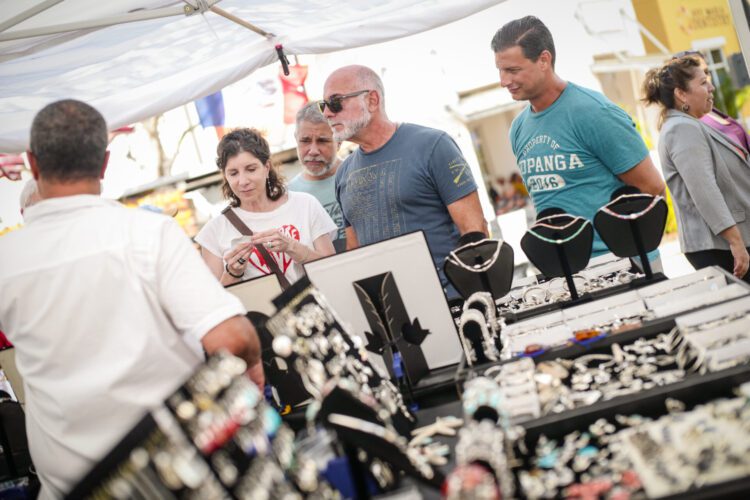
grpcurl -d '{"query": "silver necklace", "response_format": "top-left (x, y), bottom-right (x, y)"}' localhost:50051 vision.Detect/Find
top-left (446, 238), bottom-right (503, 273)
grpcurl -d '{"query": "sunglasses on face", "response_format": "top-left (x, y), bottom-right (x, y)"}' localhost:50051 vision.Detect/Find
top-left (317, 89), bottom-right (370, 114)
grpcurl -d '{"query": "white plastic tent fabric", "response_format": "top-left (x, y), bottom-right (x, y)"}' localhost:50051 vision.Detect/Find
top-left (0, 0), bottom-right (502, 152)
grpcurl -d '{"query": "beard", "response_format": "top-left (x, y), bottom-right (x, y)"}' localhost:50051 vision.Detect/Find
top-left (302, 156), bottom-right (334, 177)
top-left (332, 104), bottom-right (372, 142)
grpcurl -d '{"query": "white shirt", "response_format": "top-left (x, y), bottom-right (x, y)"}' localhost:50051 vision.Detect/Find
top-left (0, 195), bottom-right (245, 499)
top-left (195, 191), bottom-right (337, 283)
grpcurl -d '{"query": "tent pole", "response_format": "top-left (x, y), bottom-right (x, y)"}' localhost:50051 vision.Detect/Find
top-left (0, 0), bottom-right (64, 34)
top-left (209, 6), bottom-right (273, 38)
top-left (0, 1), bottom-right (220, 42)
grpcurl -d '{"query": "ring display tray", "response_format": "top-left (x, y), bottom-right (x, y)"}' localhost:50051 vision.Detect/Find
top-left (496, 267), bottom-right (749, 360)
top-left (501, 272), bottom-right (668, 325)
top-left (413, 363), bottom-right (750, 500)
top-left (450, 267), bottom-right (750, 398)
top-left (520, 362), bottom-right (750, 441)
top-left (518, 364), bottom-right (750, 500)
top-left (453, 314), bottom-right (678, 400)
top-left (499, 257), bottom-right (666, 325)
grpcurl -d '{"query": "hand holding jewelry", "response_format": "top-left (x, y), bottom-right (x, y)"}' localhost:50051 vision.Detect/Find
top-left (253, 228), bottom-right (293, 253)
top-left (223, 240), bottom-right (254, 278)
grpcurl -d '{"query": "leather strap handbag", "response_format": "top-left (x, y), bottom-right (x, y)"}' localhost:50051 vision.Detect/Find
top-left (221, 206), bottom-right (291, 289)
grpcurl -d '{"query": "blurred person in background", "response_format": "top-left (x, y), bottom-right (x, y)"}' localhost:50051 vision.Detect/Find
top-left (673, 50), bottom-right (750, 152)
top-left (644, 55), bottom-right (750, 280)
top-left (288, 103), bottom-right (346, 252)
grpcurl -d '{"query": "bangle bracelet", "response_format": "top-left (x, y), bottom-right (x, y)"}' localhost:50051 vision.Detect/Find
top-left (225, 262), bottom-right (244, 279)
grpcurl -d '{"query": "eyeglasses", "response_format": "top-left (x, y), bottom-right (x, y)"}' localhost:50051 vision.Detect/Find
top-left (317, 90), bottom-right (370, 114)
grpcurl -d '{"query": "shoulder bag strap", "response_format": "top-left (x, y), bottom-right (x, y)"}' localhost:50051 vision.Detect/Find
top-left (221, 206), bottom-right (291, 289)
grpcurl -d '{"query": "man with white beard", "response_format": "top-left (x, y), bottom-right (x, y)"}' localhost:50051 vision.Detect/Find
top-left (288, 103), bottom-right (346, 251)
top-left (320, 65), bottom-right (486, 296)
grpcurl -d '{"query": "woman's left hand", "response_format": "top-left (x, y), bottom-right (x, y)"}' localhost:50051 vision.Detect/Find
top-left (730, 241), bottom-right (750, 279)
top-left (253, 228), bottom-right (295, 254)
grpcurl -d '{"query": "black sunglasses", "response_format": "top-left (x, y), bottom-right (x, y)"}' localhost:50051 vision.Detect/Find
top-left (317, 89), bottom-right (370, 114)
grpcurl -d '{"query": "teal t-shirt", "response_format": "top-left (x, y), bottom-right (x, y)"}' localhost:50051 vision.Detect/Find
top-left (510, 82), bottom-right (651, 257)
top-left (287, 173), bottom-right (346, 251)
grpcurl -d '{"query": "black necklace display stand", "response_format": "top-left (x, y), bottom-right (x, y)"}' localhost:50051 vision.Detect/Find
top-left (593, 193), bottom-right (668, 281)
top-left (353, 272), bottom-right (431, 406)
top-left (443, 239), bottom-right (515, 301)
top-left (442, 239), bottom-right (513, 376)
top-left (521, 214), bottom-right (594, 301)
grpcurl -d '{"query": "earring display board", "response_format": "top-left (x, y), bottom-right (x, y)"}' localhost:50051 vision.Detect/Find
top-left (67, 353), bottom-right (338, 500)
top-left (225, 274), bottom-right (282, 316)
top-left (353, 272), bottom-right (430, 385)
top-left (304, 231), bottom-right (461, 370)
top-left (594, 194), bottom-right (668, 278)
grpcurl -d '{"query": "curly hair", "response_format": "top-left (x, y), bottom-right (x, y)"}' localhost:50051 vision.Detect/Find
top-left (642, 55), bottom-right (702, 129)
top-left (216, 128), bottom-right (285, 206)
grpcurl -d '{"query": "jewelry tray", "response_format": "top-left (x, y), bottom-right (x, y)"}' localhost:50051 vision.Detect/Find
top-left (413, 267), bottom-right (750, 410)
top-left (412, 362), bottom-right (750, 500)
top-left (501, 271), bottom-right (668, 325)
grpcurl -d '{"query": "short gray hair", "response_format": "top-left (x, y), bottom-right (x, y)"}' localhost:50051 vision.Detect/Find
top-left (353, 66), bottom-right (385, 110)
top-left (295, 102), bottom-right (328, 132)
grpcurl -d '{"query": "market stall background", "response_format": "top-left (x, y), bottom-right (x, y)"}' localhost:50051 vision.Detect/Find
top-left (0, 0), bottom-right (503, 153)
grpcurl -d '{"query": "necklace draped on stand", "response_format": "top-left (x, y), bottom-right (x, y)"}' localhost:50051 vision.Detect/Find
top-left (521, 213), bottom-right (594, 301)
top-left (444, 239), bottom-right (514, 366)
top-left (444, 238), bottom-right (514, 302)
top-left (594, 193), bottom-right (668, 280)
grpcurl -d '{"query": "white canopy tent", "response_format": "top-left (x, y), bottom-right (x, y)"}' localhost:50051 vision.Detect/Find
top-left (0, 0), bottom-right (503, 153)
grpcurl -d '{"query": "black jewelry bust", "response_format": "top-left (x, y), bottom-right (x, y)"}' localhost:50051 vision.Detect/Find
top-left (594, 192), bottom-right (667, 279)
top-left (521, 213), bottom-right (594, 300)
top-left (444, 238), bottom-right (514, 301)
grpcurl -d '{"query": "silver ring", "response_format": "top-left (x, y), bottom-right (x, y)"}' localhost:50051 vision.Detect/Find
top-left (237, 257), bottom-right (246, 265)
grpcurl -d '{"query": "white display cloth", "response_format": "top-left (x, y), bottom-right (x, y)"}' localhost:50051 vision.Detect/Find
top-left (0, 0), bottom-right (502, 152)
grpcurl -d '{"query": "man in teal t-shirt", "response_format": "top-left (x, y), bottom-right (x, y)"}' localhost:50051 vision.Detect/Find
top-left (288, 103), bottom-right (346, 252)
top-left (491, 16), bottom-right (665, 260)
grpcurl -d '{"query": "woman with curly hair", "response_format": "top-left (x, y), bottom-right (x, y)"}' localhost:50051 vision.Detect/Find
top-left (196, 128), bottom-right (336, 286)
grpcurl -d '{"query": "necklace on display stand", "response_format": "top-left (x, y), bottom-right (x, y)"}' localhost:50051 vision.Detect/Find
top-left (594, 194), bottom-right (668, 281)
top-left (521, 214), bottom-right (594, 302)
top-left (444, 238), bottom-right (514, 302)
